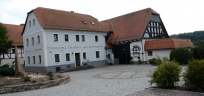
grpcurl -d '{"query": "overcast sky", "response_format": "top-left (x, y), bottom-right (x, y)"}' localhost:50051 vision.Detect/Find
top-left (0, 0), bottom-right (203, 35)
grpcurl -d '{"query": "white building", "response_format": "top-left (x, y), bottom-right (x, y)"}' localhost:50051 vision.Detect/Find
top-left (22, 7), bottom-right (193, 72)
top-left (22, 7), bottom-right (113, 72)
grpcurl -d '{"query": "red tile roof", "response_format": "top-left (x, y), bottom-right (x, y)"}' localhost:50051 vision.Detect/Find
top-left (29, 7), bottom-right (112, 32)
top-left (105, 43), bottom-right (112, 49)
top-left (103, 8), bottom-right (159, 43)
top-left (3, 24), bottom-right (24, 46)
top-left (144, 38), bottom-right (194, 50)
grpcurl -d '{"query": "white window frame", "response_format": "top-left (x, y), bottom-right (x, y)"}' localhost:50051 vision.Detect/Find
top-left (76, 35), bottom-right (80, 42)
top-left (83, 52), bottom-right (87, 59)
top-left (65, 53), bottom-right (70, 61)
top-left (95, 35), bottom-right (98, 42)
top-left (32, 37), bottom-right (34, 45)
top-left (81, 35), bottom-right (85, 42)
top-left (54, 53), bottom-right (60, 62)
top-left (28, 56), bottom-right (30, 64)
top-left (37, 35), bottom-right (40, 44)
top-left (148, 51), bottom-right (153, 56)
top-left (64, 34), bottom-right (69, 42)
top-left (33, 19), bottom-right (35, 25)
top-left (29, 21), bottom-right (31, 27)
top-left (96, 51), bottom-right (100, 58)
top-left (33, 56), bottom-right (35, 64)
top-left (38, 55), bottom-right (41, 64)
top-left (26, 39), bottom-right (29, 46)
top-left (53, 34), bottom-right (58, 42)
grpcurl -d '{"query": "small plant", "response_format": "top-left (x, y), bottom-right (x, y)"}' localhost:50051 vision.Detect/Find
top-left (50, 77), bottom-right (54, 80)
top-left (56, 74), bottom-right (62, 78)
top-left (46, 71), bottom-right (53, 77)
top-left (129, 56), bottom-right (133, 64)
top-left (183, 59), bottom-right (204, 91)
top-left (138, 59), bottom-right (141, 64)
top-left (21, 76), bottom-right (31, 82)
top-left (32, 80), bottom-right (37, 83)
top-left (148, 57), bottom-right (182, 88)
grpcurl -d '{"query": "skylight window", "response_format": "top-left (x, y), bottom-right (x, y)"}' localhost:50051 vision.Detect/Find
top-left (82, 20), bottom-right (87, 24)
top-left (91, 21), bottom-right (95, 25)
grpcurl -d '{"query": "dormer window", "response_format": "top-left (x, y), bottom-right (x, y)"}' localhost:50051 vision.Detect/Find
top-left (91, 21), bottom-right (95, 25)
top-left (82, 20), bottom-right (87, 24)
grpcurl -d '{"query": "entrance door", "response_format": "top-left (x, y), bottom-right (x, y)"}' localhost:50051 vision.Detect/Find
top-left (75, 53), bottom-right (80, 67)
top-left (123, 53), bottom-right (127, 64)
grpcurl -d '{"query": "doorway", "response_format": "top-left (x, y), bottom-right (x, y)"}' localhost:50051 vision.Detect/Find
top-left (123, 53), bottom-right (127, 64)
top-left (75, 53), bottom-right (80, 67)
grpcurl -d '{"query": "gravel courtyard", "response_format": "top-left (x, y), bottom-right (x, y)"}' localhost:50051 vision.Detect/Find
top-left (2, 64), bottom-right (204, 96)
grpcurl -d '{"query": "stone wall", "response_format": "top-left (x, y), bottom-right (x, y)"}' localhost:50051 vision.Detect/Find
top-left (0, 76), bottom-right (70, 94)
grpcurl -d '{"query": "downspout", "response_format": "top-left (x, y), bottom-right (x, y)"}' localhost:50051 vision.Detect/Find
top-left (141, 39), bottom-right (144, 64)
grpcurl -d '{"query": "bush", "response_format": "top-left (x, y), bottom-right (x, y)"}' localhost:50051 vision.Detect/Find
top-left (183, 59), bottom-right (204, 91)
top-left (0, 64), bottom-right (9, 68)
top-left (0, 67), bottom-right (15, 76)
top-left (21, 76), bottom-right (31, 82)
top-left (148, 58), bottom-right (182, 88)
top-left (148, 57), bottom-right (161, 65)
top-left (170, 47), bottom-right (191, 64)
top-left (191, 47), bottom-right (199, 59)
top-left (46, 71), bottom-right (53, 77)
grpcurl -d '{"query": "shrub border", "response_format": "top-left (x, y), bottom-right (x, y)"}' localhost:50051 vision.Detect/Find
top-left (0, 76), bottom-right (70, 94)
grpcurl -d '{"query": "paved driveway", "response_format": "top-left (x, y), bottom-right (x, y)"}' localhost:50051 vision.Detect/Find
top-left (2, 64), bottom-right (203, 96)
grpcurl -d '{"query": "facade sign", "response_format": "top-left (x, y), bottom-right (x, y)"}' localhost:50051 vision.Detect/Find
top-left (132, 45), bottom-right (141, 57)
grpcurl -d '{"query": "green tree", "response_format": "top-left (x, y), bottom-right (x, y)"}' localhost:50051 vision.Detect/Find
top-left (170, 47), bottom-right (191, 64)
top-left (0, 23), bottom-right (13, 56)
top-left (198, 44), bottom-right (204, 59)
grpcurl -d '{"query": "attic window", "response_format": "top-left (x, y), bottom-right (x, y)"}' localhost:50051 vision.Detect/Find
top-left (91, 21), bottom-right (95, 25)
top-left (82, 20), bottom-right (87, 24)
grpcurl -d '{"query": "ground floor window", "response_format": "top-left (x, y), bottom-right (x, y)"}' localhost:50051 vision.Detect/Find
top-left (33, 56), bottom-right (35, 64)
top-left (148, 51), bottom-right (152, 56)
top-left (96, 51), bottom-right (100, 58)
top-left (55, 54), bottom-right (60, 62)
top-left (83, 52), bottom-right (86, 59)
top-left (28, 56), bottom-right (30, 64)
top-left (66, 53), bottom-right (70, 61)
top-left (38, 55), bottom-right (41, 64)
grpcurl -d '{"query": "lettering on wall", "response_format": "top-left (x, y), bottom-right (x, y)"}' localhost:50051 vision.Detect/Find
top-left (25, 45), bottom-right (104, 52)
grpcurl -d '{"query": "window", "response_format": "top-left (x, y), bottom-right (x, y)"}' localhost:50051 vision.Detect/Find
top-left (32, 37), bottom-right (34, 45)
top-left (81, 35), bottom-right (85, 42)
top-left (64, 34), bottom-right (69, 42)
top-left (28, 56), bottom-right (30, 64)
top-left (55, 54), bottom-right (60, 62)
top-left (12, 49), bottom-right (15, 53)
top-left (76, 35), bottom-right (79, 41)
top-left (33, 19), bottom-right (35, 25)
top-left (148, 51), bottom-right (152, 56)
top-left (65, 53), bottom-right (70, 61)
top-left (26, 39), bottom-right (29, 46)
top-left (83, 52), bottom-right (86, 59)
top-left (38, 55), bottom-right (41, 64)
top-left (33, 56), bottom-right (35, 64)
top-left (37, 35), bottom-right (40, 44)
top-left (95, 35), bottom-right (98, 42)
top-left (54, 34), bottom-right (58, 42)
top-left (96, 51), bottom-right (100, 58)
top-left (29, 21), bottom-right (31, 27)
